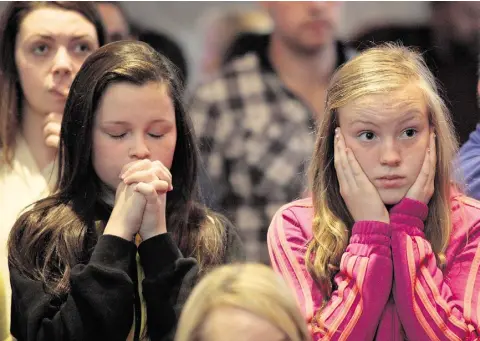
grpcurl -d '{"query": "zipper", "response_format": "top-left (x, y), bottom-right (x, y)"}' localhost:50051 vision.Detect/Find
top-left (133, 265), bottom-right (141, 341)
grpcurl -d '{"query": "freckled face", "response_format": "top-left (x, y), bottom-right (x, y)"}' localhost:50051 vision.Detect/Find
top-left (338, 86), bottom-right (431, 205)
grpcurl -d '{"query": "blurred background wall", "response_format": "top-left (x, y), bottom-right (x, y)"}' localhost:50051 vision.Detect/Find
top-left (0, 1), bottom-right (430, 88)
top-left (118, 1), bottom-right (430, 87)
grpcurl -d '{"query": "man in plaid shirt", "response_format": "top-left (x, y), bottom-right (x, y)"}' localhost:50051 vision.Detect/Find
top-left (189, 2), bottom-right (356, 263)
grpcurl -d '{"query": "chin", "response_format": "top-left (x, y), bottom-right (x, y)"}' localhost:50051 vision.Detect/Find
top-left (378, 189), bottom-right (407, 206)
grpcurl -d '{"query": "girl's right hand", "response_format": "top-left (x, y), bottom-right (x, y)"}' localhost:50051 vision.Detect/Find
top-left (103, 181), bottom-right (146, 241)
top-left (334, 128), bottom-right (389, 224)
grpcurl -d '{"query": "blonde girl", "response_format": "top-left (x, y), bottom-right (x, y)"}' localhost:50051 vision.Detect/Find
top-left (268, 44), bottom-right (480, 340)
top-left (175, 263), bottom-right (311, 341)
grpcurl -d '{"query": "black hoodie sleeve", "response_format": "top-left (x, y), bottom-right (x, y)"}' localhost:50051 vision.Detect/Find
top-left (138, 222), bottom-right (245, 341)
top-left (10, 235), bottom-right (137, 341)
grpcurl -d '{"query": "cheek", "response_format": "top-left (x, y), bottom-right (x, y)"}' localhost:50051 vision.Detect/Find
top-left (151, 134), bottom-right (177, 169)
top-left (16, 56), bottom-right (41, 96)
top-left (343, 137), bottom-right (375, 178)
top-left (350, 144), bottom-right (376, 178)
top-left (92, 136), bottom-right (126, 186)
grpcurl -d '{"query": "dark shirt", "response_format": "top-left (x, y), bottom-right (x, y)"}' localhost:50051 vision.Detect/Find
top-left (10, 221), bottom-right (244, 341)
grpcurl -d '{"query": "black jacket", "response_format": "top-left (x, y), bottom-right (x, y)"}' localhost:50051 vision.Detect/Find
top-left (10, 224), bottom-right (244, 341)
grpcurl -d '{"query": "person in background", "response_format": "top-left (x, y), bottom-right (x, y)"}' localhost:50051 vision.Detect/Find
top-left (458, 62), bottom-right (480, 199)
top-left (268, 44), bottom-right (480, 340)
top-left (354, 1), bottom-right (479, 146)
top-left (189, 1), bottom-right (355, 263)
top-left (96, 1), bottom-right (189, 85)
top-left (138, 30), bottom-right (189, 87)
top-left (0, 2), bottom-right (105, 339)
top-left (175, 263), bottom-right (311, 341)
top-left (95, 1), bottom-right (133, 42)
top-left (8, 40), bottom-right (244, 341)
top-left (197, 8), bottom-right (273, 82)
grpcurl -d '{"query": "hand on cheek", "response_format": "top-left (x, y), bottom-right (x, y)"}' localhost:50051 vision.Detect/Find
top-left (334, 128), bottom-right (390, 224)
top-left (405, 132), bottom-right (436, 204)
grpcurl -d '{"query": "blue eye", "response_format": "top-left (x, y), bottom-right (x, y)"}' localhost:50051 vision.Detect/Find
top-left (358, 131), bottom-right (376, 141)
top-left (401, 128), bottom-right (417, 139)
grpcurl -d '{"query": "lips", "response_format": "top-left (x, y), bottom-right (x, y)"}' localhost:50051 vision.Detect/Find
top-left (378, 175), bottom-right (404, 180)
top-left (49, 87), bottom-right (69, 98)
top-left (376, 175), bottom-right (406, 189)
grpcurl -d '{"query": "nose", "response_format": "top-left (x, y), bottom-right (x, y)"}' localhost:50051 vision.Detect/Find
top-left (129, 135), bottom-right (151, 160)
top-left (51, 47), bottom-right (73, 78)
top-left (379, 140), bottom-right (401, 167)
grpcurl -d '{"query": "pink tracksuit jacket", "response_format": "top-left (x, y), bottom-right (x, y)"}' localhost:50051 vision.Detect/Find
top-left (268, 192), bottom-right (480, 341)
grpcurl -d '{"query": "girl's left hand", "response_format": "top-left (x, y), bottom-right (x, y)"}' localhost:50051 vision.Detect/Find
top-left (405, 132), bottom-right (436, 204)
top-left (120, 159), bottom-right (173, 241)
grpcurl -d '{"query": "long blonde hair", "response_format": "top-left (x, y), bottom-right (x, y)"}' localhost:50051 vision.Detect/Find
top-left (306, 44), bottom-right (459, 304)
top-left (175, 263), bottom-right (311, 341)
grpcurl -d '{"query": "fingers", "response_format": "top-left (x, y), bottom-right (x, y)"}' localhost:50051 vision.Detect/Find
top-left (120, 159), bottom-right (151, 179)
top-left (134, 182), bottom-right (162, 204)
top-left (122, 161), bottom-right (173, 191)
top-left (334, 128), bottom-right (356, 190)
top-left (418, 139), bottom-right (432, 187)
top-left (43, 113), bottom-right (62, 149)
top-left (121, 161), bottom-right (172, 186)
top-left (428, 132), bottom-right (436, 186)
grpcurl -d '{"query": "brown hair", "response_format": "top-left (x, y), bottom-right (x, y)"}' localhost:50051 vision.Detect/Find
top-left (8, 41), bottom-right (228, 296)
top-left (0, 1), bottom-right (105, 166)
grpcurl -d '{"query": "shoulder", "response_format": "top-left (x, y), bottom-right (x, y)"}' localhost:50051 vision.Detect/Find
top-left (188, 54), bottom-right (263, 104)
top-left (268, 198), bottom-right (314, 243)
top-left (450, 193), bottom-right (480, 237)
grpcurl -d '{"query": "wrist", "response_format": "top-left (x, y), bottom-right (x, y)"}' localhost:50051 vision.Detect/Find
top-left (140, 223), bottom-right (167, 241)
top-left (104, 222), bottom-right (135, 241)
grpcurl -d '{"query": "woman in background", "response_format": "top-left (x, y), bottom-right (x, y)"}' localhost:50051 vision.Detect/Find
top-left (0, 2), bottom-right (104, 339)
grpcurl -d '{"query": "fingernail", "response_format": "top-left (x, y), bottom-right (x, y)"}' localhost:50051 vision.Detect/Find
top-left (427, 148), bottom-right (431, 153)
top-left (335, 127), bottom-right (339, 134)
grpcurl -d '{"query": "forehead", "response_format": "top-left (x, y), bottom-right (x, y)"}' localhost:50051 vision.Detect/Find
top-left (201, 307), bottom-right (286, 341)
top-left (339, 86), bottom-right (428, 123)
top-left (96, 81), bottom-right (175, 122)
top-left (18, 7), bottom-right (97, 39)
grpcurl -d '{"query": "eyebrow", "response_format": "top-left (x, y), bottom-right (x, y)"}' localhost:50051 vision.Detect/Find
top-left (102, 119), bottom-right (172, 125)
top-left (27, 34), bottom-right (95, 41)
top-left (350, 110), bottom-right (424, 127)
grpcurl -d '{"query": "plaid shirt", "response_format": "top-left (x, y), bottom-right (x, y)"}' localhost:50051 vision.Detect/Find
top-left (189, 40), bottom-right (355, 263)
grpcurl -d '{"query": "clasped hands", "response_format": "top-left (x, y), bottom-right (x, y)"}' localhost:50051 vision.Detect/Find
top-left (104, 159), bottom-right (173, 242)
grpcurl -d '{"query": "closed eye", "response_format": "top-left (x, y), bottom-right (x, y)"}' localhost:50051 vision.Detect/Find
top-left (108, 133), bottom-right (126, 139)
top-left (148, 133), bottom-right (164, 139)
